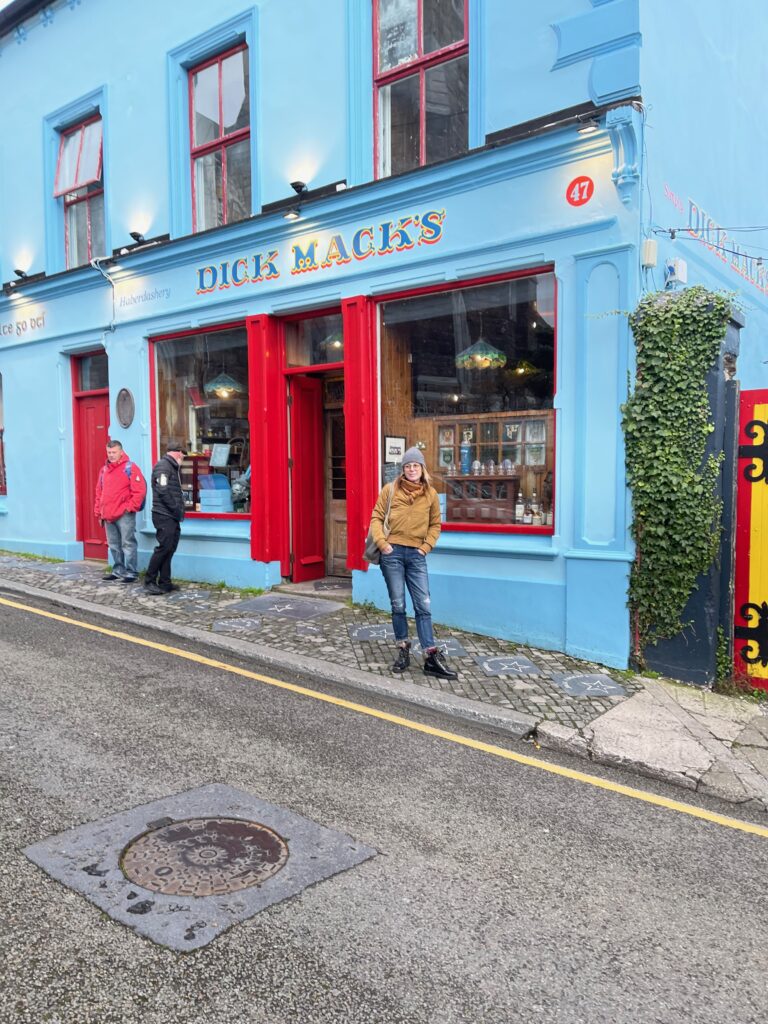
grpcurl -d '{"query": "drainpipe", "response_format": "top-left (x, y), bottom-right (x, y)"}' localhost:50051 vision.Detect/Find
top-left (90, 256), bottom-right (117, 337)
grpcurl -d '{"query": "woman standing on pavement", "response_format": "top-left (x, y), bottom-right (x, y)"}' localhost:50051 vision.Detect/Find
top-left (369, 447), bottom-right (458, 680)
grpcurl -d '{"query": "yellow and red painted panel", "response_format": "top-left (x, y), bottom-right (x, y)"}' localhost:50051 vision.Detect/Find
top-left (734, 389), bottom-right (768, 688)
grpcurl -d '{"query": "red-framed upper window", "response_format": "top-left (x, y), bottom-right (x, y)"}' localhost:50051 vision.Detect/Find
top-left (54, 115), bottom-right (105, 269)
top-left (374, 0), bottom-right (469, 179)
top-left (189, 43), bottom-right (252, 232)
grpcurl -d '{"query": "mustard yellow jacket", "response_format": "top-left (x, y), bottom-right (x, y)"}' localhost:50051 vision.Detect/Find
top-left (369, 481), bottom-right (441, 554)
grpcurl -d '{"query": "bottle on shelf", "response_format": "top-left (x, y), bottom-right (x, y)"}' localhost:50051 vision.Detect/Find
top-left (532, 507), bottom-right (543, 527)
top-left (544, 504), bottom-right (553, 527)
top-left (471, 459), bottom-right (482, 475)
top-left (487, 459), bottom-right (495, 475)
top-left (523, 500), bottom-right (533, 525)
top-left (515, 489), bottom-right (525, 522)
top-left (460, 441), bottom-right (472, 475)
top-left (530, 490), bottom-right (539, 515)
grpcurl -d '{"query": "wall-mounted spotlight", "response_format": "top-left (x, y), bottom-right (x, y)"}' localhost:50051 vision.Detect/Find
top-left (13, 268), bottom-right (28, 279)
top-left (283, 208), bottom-right (301, 221)
top-left (577, 117), bottom-right (599, 136)
top-left (290, 181), bottom-right (308, 196)
top-left (129, 231), bottom-right (145, 243)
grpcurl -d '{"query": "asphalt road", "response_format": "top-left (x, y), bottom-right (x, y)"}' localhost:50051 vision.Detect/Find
top-left (1, 591), bottom-right (767, 1024)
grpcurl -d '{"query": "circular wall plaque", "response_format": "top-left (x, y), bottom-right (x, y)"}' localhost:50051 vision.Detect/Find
top-left (121, 817), bottom-right (289, 896)
top-left (116, 388), bottom-right (135, 428)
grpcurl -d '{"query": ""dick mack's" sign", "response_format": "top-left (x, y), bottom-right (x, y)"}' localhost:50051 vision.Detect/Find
top-left (195, 208), bottom-right (446, 295)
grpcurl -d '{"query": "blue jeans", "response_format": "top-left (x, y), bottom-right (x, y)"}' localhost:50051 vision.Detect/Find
top-left (104, 512), bottom-right (138, 577)
top-left (379, 544), bottom-right (436, 650)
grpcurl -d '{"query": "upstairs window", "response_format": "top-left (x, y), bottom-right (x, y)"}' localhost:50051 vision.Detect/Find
top-left (375, 0), bottom-right (468, 178)
top-left (190, 44), bottom-right (251, 232)
top-left (54, 115), bottom-right (104, 268)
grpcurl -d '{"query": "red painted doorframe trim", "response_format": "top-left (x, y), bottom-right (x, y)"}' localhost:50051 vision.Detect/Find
top-left (71, 353), bottom-right (109, 545)
top-left (342, 295), bottom-right (378, 571)
top-left (248, 301), bottom-right (378, 576)
top-left (248, 314), bottom-right (289, 570)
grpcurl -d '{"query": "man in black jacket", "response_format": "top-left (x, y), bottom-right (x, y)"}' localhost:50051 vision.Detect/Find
top-left (144, 442), bottom-right (186, 595)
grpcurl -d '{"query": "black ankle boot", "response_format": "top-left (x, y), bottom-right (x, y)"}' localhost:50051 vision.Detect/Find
top-left (423, 649), bottom-right (458, 680)
top-left (392, 643), bottom-right (411, 673)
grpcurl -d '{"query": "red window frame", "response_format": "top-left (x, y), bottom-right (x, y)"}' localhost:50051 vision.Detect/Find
top-left (149, 321), bottom-right (251, 521)
top-left (189, 43), bottom-right (250, 233)
top-left (375, 266), bottom-right (558, 536)
top-left (373, 0), bottom-right (469, 177)
top-left (54, 114), bottom-right (104, 269)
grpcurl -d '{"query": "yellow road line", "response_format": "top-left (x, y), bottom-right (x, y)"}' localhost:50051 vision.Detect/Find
top-left (3, 593), bottom-right (768, 839)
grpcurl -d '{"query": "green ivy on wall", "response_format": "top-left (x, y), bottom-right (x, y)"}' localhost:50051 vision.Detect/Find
top-left (622, 286), bottom-right (732, 663)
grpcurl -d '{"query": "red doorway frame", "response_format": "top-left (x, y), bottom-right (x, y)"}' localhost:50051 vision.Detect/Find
top-left (71, 350), bottom-right (110, 559)
top-left (248, 298), bottom-right (379, 577)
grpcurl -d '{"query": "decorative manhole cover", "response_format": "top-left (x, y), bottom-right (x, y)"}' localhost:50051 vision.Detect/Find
top-left (121, 817), bottom-right (289, 896)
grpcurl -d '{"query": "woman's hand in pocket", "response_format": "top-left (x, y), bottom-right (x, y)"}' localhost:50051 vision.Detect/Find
top-left (382, 544), bottom-right (394, 555)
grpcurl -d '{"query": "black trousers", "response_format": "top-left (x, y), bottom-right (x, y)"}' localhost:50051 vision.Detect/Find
top-left (145, 514), bottom-right (181, 587)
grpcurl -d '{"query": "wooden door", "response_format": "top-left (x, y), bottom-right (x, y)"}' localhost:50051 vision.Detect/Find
top-left (734, 388), bottom-right (768, 688)
top-left (325, 408), bottom-right (349, 576)
top-left (74, 392), bottom-right (110, 559)
top-left (289, 375), bottom-right (325, 582)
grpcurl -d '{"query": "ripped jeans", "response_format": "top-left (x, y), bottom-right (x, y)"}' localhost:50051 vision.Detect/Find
top-left (379, 544), bottom-right (436, 651)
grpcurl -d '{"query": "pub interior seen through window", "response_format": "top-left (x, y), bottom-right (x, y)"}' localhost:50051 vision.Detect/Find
top-left (379, 273), bottom-right (556, 528)
top-left (154, 327), bottom-right (250, 513)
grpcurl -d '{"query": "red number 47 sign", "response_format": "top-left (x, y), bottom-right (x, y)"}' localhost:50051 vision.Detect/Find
top-left (566, 176), bottom-right (594, 206)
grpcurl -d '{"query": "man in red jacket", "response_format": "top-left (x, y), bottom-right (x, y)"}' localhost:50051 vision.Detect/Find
top-left (94, 439), bottom-right (147, 583)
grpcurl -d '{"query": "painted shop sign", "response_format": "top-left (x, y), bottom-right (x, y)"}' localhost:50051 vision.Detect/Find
top-left (195, 208), bottom-right (446, 295)
top-left (0, 309), bottom-right (46, 338)
top-left (664, 183), bottom-right (768, 296)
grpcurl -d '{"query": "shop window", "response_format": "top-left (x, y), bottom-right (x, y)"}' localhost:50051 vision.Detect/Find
top-left (190, 44), bottom-right (251, 232)
top-left (284, 313), bottom-right (344, 368)
top-left (0, 373), bottom-right (5, 496)
top-left (154, 327), bottom-right (250, 513)
top-left (379, 272), bottom-right (556, 529)
top-left (375, 0), bottom-right (468, 178)
top-left (54, 115), bottom-right (105, 269)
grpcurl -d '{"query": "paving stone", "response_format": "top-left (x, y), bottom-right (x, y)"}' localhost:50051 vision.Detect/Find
top-left (226, 595), bottom-right (345, 619)
top-left (348, 623), bottom-right (396, 642)
top-left (473, 654), bottom-right (541, 677)
top-left (549, 672), bottom-right (627, 698)
top-left (212, 617), bottom-right (261, 634)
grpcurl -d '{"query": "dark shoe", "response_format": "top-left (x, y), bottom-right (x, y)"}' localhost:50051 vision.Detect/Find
top-left (118, 575), bottom-right (138, 584)
top-left (159, 583), bottom-right (180, 593)
top-left (423, 649), bottom-right (458, 680)
top-left (102, 572), bottom-right (119, 581)
top-left (391, 643), bottom-right (411, 673)
top-left (144, 582), bottom-right (165, 595)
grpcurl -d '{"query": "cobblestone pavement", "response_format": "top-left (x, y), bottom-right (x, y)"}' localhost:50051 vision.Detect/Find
top-left (0, 555), bottom-right (643, 731)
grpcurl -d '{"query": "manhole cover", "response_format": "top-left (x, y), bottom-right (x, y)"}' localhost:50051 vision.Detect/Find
top-left (121, 817), bottom-right (289, 896)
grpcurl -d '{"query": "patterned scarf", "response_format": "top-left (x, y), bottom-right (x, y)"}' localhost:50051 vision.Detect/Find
top-left (399, 476), bottom-right (427, 504)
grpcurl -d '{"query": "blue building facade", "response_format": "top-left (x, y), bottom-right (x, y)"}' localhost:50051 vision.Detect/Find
top-left (1, 0), bottom-right (766, 670)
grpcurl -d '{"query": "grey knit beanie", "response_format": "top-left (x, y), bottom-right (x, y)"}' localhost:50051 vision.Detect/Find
top-left (401, 446), bottom-right (426, 467)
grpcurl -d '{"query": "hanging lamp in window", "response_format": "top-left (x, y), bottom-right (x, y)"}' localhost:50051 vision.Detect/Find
top-left (204, 372), bottom-right (245, 399)
top-left (455, 317), bottom-right (507, 370)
